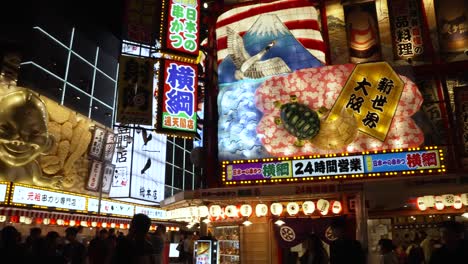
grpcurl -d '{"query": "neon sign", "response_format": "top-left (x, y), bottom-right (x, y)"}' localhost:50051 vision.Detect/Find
top-left (166, 0), bottom-right (200, 55)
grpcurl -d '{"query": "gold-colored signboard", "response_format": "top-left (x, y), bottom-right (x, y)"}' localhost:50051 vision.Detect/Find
top-left (328, 62), bottom-right (404, 141)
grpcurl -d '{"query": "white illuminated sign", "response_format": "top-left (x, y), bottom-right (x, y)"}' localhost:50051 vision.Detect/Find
top-left (0, 183), bottom-right (7, 202)
top-left (87, 198), bottom-right (135, 217)
top-left (12, 185), bottom-right (86, 211)
top-left (292, 156), bottom-right (365, 177)
top-left (135, 206), bottom-right (166, 219)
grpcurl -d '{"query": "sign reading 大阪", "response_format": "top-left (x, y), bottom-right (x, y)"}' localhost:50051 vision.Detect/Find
top-left (224, 149), bottom-right (442, 182)
top-left (165, 0), bottom-right (200, 56)
top-left (156, 59), bottom-right (197, 135)
top-left (328, 62), bottom-right (404, 141)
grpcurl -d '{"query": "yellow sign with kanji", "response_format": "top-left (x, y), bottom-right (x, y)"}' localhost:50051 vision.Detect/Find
top-left (328, 62), bottom-right (404, 141)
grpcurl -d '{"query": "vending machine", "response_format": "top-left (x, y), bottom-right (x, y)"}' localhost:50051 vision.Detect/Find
top-left (194, 239), bottom-right (219, 264)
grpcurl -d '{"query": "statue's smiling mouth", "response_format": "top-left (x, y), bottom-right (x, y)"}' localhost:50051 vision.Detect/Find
top-left (3, 141), bottom-right (35, 155)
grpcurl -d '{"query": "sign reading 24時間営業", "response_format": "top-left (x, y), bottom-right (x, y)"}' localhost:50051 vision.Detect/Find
top-left (156, 59), bottom-right (197, 134)
top-left (224, 149), bottom-right (443, 182)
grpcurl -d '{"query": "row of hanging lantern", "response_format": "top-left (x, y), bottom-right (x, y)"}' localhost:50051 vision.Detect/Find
top-left (0, 215), bottom-right (130, 229)
top-left (166, 199), bottom-right (343, 223)
top-left (416, 194), bottom-right (468, 211)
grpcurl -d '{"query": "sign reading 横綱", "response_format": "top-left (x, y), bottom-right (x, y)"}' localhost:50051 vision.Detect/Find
top-left (164, 0), bottom-right (200, 56)
top-left (328, 62), bottom-right (404, 142)
top-left (116, 56), bottom-right (153, 125)
top-left (11, 185), bottom-right (87, 211)
top-left (156, 59), bottom-right (197, 136)
top-left (224, 149), bottom-right (443, 182)
top-left (388, 0), bottom-right (425, 61)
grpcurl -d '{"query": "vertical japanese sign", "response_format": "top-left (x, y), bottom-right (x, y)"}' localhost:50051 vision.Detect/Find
top-left (89, 126), bottom-right (106, 160)
top-left (328, 62), bottom-right (404, 141)
top-left (117, 56), bottom-right (154, 125)
top-left (165, 0), bottom-right (200, 56)
top-left (123, 0), bottom-right (159, 45)
top-left (454, 86), bottom-right (468, 156)
top-left (156, 59), bottom-right (197, 134)
top-left (389, 0), bottom-right (425, 60)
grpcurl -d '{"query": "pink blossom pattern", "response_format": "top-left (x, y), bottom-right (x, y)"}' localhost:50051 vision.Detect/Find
top-left (255, 64), bottom-right (424, 157)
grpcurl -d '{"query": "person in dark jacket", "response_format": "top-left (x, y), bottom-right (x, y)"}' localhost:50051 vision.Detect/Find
top-left (299, 233), bottom-right (329, 264)
top-left (329, 218), bottom-right (365, 264)
top-left (429, 221), bottom-right (468, 264)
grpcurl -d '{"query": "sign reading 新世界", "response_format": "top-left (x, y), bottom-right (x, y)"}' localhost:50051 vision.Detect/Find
top-left (165, 0), bottom-right (200, 56)
top-left (389, 0), bottom-right (425, 60)
top-left (116, 56), bottom-right (153, 125)
top-left (156, 59), bottom-right (197, 135)
top-left (225, 149), bottom-right (441, 182)
top-left (328, 62), bottom-right (404, 141)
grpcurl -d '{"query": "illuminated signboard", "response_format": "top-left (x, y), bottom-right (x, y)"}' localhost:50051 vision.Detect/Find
top-left (123, 0), bottom-right (160, 45)
top-left (388, 0), bottom-right (425, 60)
top-left (0, 182), bottom-right (8, 203)
top-left (223, 147), bottom-right (444, 184)
top-left (87, 198), bottom-right (135, 217)
top-left (164, 0), bottom-right (200, 56)
top-left (109, 126), bottom-right (167, 204)
top-left (156, 59), bottom-right (197, 135)
top-left (116, 56), bottom-right (154, 125)
top-left (135, 206), bottom-right (166, 219)
top-left (328, 62), bottom-right (404, 141)
top-left (11, 185), bottom-right (87, 211)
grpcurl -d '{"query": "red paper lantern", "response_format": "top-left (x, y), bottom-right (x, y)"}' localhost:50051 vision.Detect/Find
top-left (35, 217), bottom-right (43, 224)
top-left (10, 215), bottom-right (19, 223)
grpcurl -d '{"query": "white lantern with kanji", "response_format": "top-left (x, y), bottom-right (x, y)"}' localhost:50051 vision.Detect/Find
top-left (240, 204), bottom-right (253, 217)
top-left (461, 193), bottom-right (468, 205)
top-left (442, 194), bottom-right (455, 206)
top-left (209, 205), bottom-right (222, 218)
top-left (423, 195), bottom-right (435, 207)
top-left (256, 204), bottom-right (268, 217)
top-left (91, 222), bottom-right (98, 227)
top-left (0, 215), bottom-right (6, 222)
top-left (198, 206), bottom-right (209, 217)
top-left (270, 203), bottom-right (283, 216)
top-left (225, 205), bottom-right (239, 218)
top-left (416, 197), bottom-right (427, 211)
top-left (24, 217), bottom-right (32, 225)
top-left (453, 195), bottom-right (463, 210)
top-left (434, 196), bottom-right (444, 210)
top-left (43, 218), bottom-right (51, 225)
top-left (286, 202), bottom-right (299, 216)
top-left (317, 199), bottom-right (330, 215)
top-left (331, 201), bottom-right (342, 214)
top-left (302, 201), bottom-right (315, 215)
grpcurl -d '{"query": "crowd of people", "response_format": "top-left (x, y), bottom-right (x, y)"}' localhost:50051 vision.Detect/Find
top-left (0, 214), bottom-right (167, 264)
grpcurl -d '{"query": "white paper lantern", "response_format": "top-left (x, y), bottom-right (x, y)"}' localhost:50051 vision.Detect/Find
top-left (453, 195), bottom-right (463, 210)
top-left (302, 201), bottom-right (315, 215)
top-left (317, 199), bottom-right (330, 215)
top-left (256, 204), bottom-right (268, 217)
top-left (102, 222), bottom-right (108, 228)
top-left (198, 206), bottom-right (209, 217)
top-left (240, 204), bottom-right (253, 217)
top-left (435, 196), bottom-right (444, 210)
top-left (80, 221), bottom-right (87, 227)
top-left (110, 223), bottom-right (116, 228)
top-left (0, 215), bottom-right (6, 222)
top-left (286, 202), bottom-right (299, 216)
top-left (209, 205), bottom-right (222, 218)
top-left (270, 203), bottom-right (283, 216)
top-left (70, 220), bottom-right (76, 226)
top-left (424, 195), bottom-right (435, 207)
top-left (461, 193), bottom-right (468, 205)
top-left (120, 223), bottom-right (125, 229)
top-left (331, 201), bottom-right (342, 214)
top-left (91, 222), bottom-right (97, 227)
top-left (225, 205), bottom-right (238, 218)
top-left (43, 218), bottom-right (50, 225)
top-left (416, 197), bottom-right (427, 211)
top-left (57, 219), bottom-right (64, 226)
top-left (24, 217), bottom-right (32, 225)
top-left (442, 194), bottom-right (455, 206)
top-left (19, 216), bottom-right (26, 223)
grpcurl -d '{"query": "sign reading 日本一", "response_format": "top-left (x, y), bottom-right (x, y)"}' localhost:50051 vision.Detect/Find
top-left (225, 149), bottom-right (442, 182)
top-left (165, 0), bottom-right (200, 56)
top-left (11, 185), bottom-right (86, 211)
top-left (328, 62), bottom-right (404, 141)
top-left (156, 59), bottom-right (197, 134)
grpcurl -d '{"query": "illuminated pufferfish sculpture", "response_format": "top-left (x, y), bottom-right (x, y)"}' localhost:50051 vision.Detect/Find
top-left (275, 95), bottom-right (358, 150)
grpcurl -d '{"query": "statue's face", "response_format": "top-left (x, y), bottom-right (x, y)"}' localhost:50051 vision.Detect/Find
top-left (0, 90), bottom-right (52, 166)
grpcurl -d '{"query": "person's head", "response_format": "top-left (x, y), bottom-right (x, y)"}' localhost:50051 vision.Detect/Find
top-left (108, 228), bottom-right (116, 236)
top-left (65, 227), bottom-right (78, 242)
top-left (1, 226), bottom-right (20, 246)
top-left (46, 231), bottom-right (59, 245)
top-left (129, 214), bottom-right (151, 237)
top-left (330, 217), bottom-right (347, 239)
top-left (0, 90), bottom-right (54, 166)
top-left (30, 227), bottom-right (42, 239)
top-left (378, 238), bottom-right (395, 254)
top-left (156, 224), bottom-right (166, 235)
top-left (76, 226), bottom-right (83, 234)
top-left (118, 232), bottom-right (124, 237)
top-left (99, 228), bottom-right (109, 239)
top-left (439, 221), bottom-right (464, 245)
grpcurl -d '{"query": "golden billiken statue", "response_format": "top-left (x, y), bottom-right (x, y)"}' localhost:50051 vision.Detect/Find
top-left (0, 90), bottom-right (57, 186)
